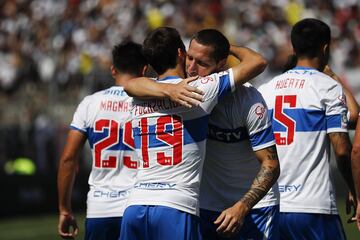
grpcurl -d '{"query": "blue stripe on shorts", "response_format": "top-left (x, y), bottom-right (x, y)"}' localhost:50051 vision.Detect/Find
top-left (279, 212), bottom-right (346, 240)
top-left (85, 217), bottom-right (122, 240)
top-left (120, 205), bottom-right (202, 240)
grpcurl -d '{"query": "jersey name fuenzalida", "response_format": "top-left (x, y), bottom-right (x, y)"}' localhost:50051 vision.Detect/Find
top-left (70, 86), bottom-right (137, 218)
top-left (200, 83), bottom-right (279, 212)
top-left (126, 69), bottom-right (235, 216)
top-left (257, 67), bottom-right (348, 214)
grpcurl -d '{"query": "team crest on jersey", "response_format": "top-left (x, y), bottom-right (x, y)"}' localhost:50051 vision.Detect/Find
top-left (337, 94), bottom-right (347, 106)
top-left (342, 112), bottom-right (348, 128)
top-left (217, 70), bottom-right (229, 77)
top-left (200, 76), bottom-right (214, 84)
top-left (254, 104), bottom-right (266, 119)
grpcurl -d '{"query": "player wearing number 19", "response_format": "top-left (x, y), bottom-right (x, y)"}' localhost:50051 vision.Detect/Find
top-left (119, 27), bottom-right (267, 240)
top-left (57, 41), bottom-right (147, 240)
top-left (257, 18), bottom-right (357, 239)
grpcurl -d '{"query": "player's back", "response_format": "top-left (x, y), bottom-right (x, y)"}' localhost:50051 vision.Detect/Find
top-left (127, 70), bottom-right (234, 216)
top-left (70, 86), bottom-right (137, 217)
top-left (257, 67), bottom-right (348, 214)
top-left (200, 83), bottom-right (279, 211)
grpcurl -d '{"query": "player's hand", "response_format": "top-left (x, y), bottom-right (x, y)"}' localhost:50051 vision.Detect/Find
top-left (355, 201), bottom-right (360, 231)
top-left (323, 65), bottom-right (334, 76)
top-left (167, 76), bottom-right (204, 108)
top-left (346, 191), bottom-right (357, 223)
top-left (323, 65), bottom-right (341, 82)
top-left (58, 213), bottom-right (79, 239)
top-left (214, 202), bottom-right (249, 237)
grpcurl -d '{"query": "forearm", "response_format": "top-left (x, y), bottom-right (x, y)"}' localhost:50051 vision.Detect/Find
top-left (58, 159), bottom-right (77, 214)
top-left (123, 77), bottom-right (169, 98)
top-left (352, 122), bottom-right (360, 203)
top-left (239, 146), bottom-right (280, 209)
top-left (240, 165), bottom-right (279, 209)
top-left (338, 154), bottom-right (356, 198)
top-left (352, 149), bottom-right (360, 203)
top-left (330, 132), bottom-right (356, 195)
top-left (230, 45), bottom-right (267, 86)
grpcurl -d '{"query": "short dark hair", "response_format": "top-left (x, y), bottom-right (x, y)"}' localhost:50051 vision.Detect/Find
top-left (291, 18), bottom-right (331, 58)
top-left (191, 29), bottom-right (230, 62)
top-left (112, 41), bottom-right (147, 75)
top-left (142, 27), bottom-right (186, 75)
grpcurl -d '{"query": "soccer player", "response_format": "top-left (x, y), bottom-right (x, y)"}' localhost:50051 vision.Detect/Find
top-left (119, 27), bottom-right (267, 239)
top-left (57, 41), bottom-right (147, 239)
top-left (257, 18), bottom-right (357, 239)
top-left (185, 30), bottom-right (280, 239)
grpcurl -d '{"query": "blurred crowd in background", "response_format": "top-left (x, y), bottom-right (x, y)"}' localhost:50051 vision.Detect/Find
top-left (1, 0), bottom-right (360, 176)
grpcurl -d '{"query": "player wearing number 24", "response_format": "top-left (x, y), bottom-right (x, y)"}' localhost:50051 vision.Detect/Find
top-left (257, 18), bottom-right (358, 239)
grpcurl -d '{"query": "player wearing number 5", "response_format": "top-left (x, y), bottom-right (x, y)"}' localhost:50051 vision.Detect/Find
top-left (57, 41), bottom-right (147, 239)
top-left (257, 18), bottom-right (357, 239)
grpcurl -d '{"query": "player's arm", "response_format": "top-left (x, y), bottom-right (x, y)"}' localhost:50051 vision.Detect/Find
top-left (329, 132), bottom-right (357, 220)
top-left (351, 116), bottom-right (360, 231)
top-left (329, 132), bottom-right (354, 193)
top-left (215, 145), bottom-right (280, 236)
top-left (323, 65), bottom-right (359, 129)
top-left (229, 45), bottom-right (268, 86)
top-left (57, 130), bottom-right (86, 238)
top-left (122, 76), bottom-right (204, 108)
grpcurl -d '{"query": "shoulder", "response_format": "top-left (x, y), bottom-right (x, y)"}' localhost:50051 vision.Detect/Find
top-left (231, 84), bottom-right (267, 115)
top-left (80, 90), bottom-right (103, 103)
top-left (195, 69), bottom-right (233, 84)
top-left (257, 73), bottom-right (283, 91)
top-left (308, 72), bottom-right (343, 98)
top-left (235, 83), bottom-right (263, 102)
top-left (202, 69), bottom-right (233, 84)
top-left (314, 71), bottom-right (340, 87)
top-left (76, 88), bottom-right (112, 110)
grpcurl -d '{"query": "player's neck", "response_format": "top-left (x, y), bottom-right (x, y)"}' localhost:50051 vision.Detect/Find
top-left (115, 74), bottom-right (136, 87)
top-left (296, 57), bottom-right (324, 71)
top-left (158, 65), bottom-right (185, 80)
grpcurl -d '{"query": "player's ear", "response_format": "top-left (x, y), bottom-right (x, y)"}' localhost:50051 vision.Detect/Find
top-left (141, 65), bottom-right (148, 76)
top-left (322, 44), bottom-right (330, 57)
top-left (110, 65), bottom-right (117, 79)
top-left (217, 58), bottom-right (227, 70)
top-left (178, 48), bottom-right (186, 60)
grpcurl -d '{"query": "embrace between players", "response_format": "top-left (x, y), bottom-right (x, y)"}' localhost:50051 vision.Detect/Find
top-left (58, 18), bottom-right (360, 240)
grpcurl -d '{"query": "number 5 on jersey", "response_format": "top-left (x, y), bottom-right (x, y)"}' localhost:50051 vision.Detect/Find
top-left (274, 95), bottom-right (297, 145)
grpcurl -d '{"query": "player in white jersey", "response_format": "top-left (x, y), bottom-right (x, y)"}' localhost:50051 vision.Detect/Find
top-left (257, 18), bottom-right (357, 239)
top-left (57, 41), bottom-right (147, 239)
top-left (184, 29), bottom-right (280, 239)
top-left (119, 27), bottom-right (267, 240)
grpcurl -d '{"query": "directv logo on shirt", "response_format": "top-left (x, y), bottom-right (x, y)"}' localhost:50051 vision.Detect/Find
top-left (279, 184), bottom-right (302, 193)
top-left (207, 124), bottom-right (249, 143)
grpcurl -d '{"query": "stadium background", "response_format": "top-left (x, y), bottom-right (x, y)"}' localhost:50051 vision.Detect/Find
top-left (0, 0), bottom-right (359, 239)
